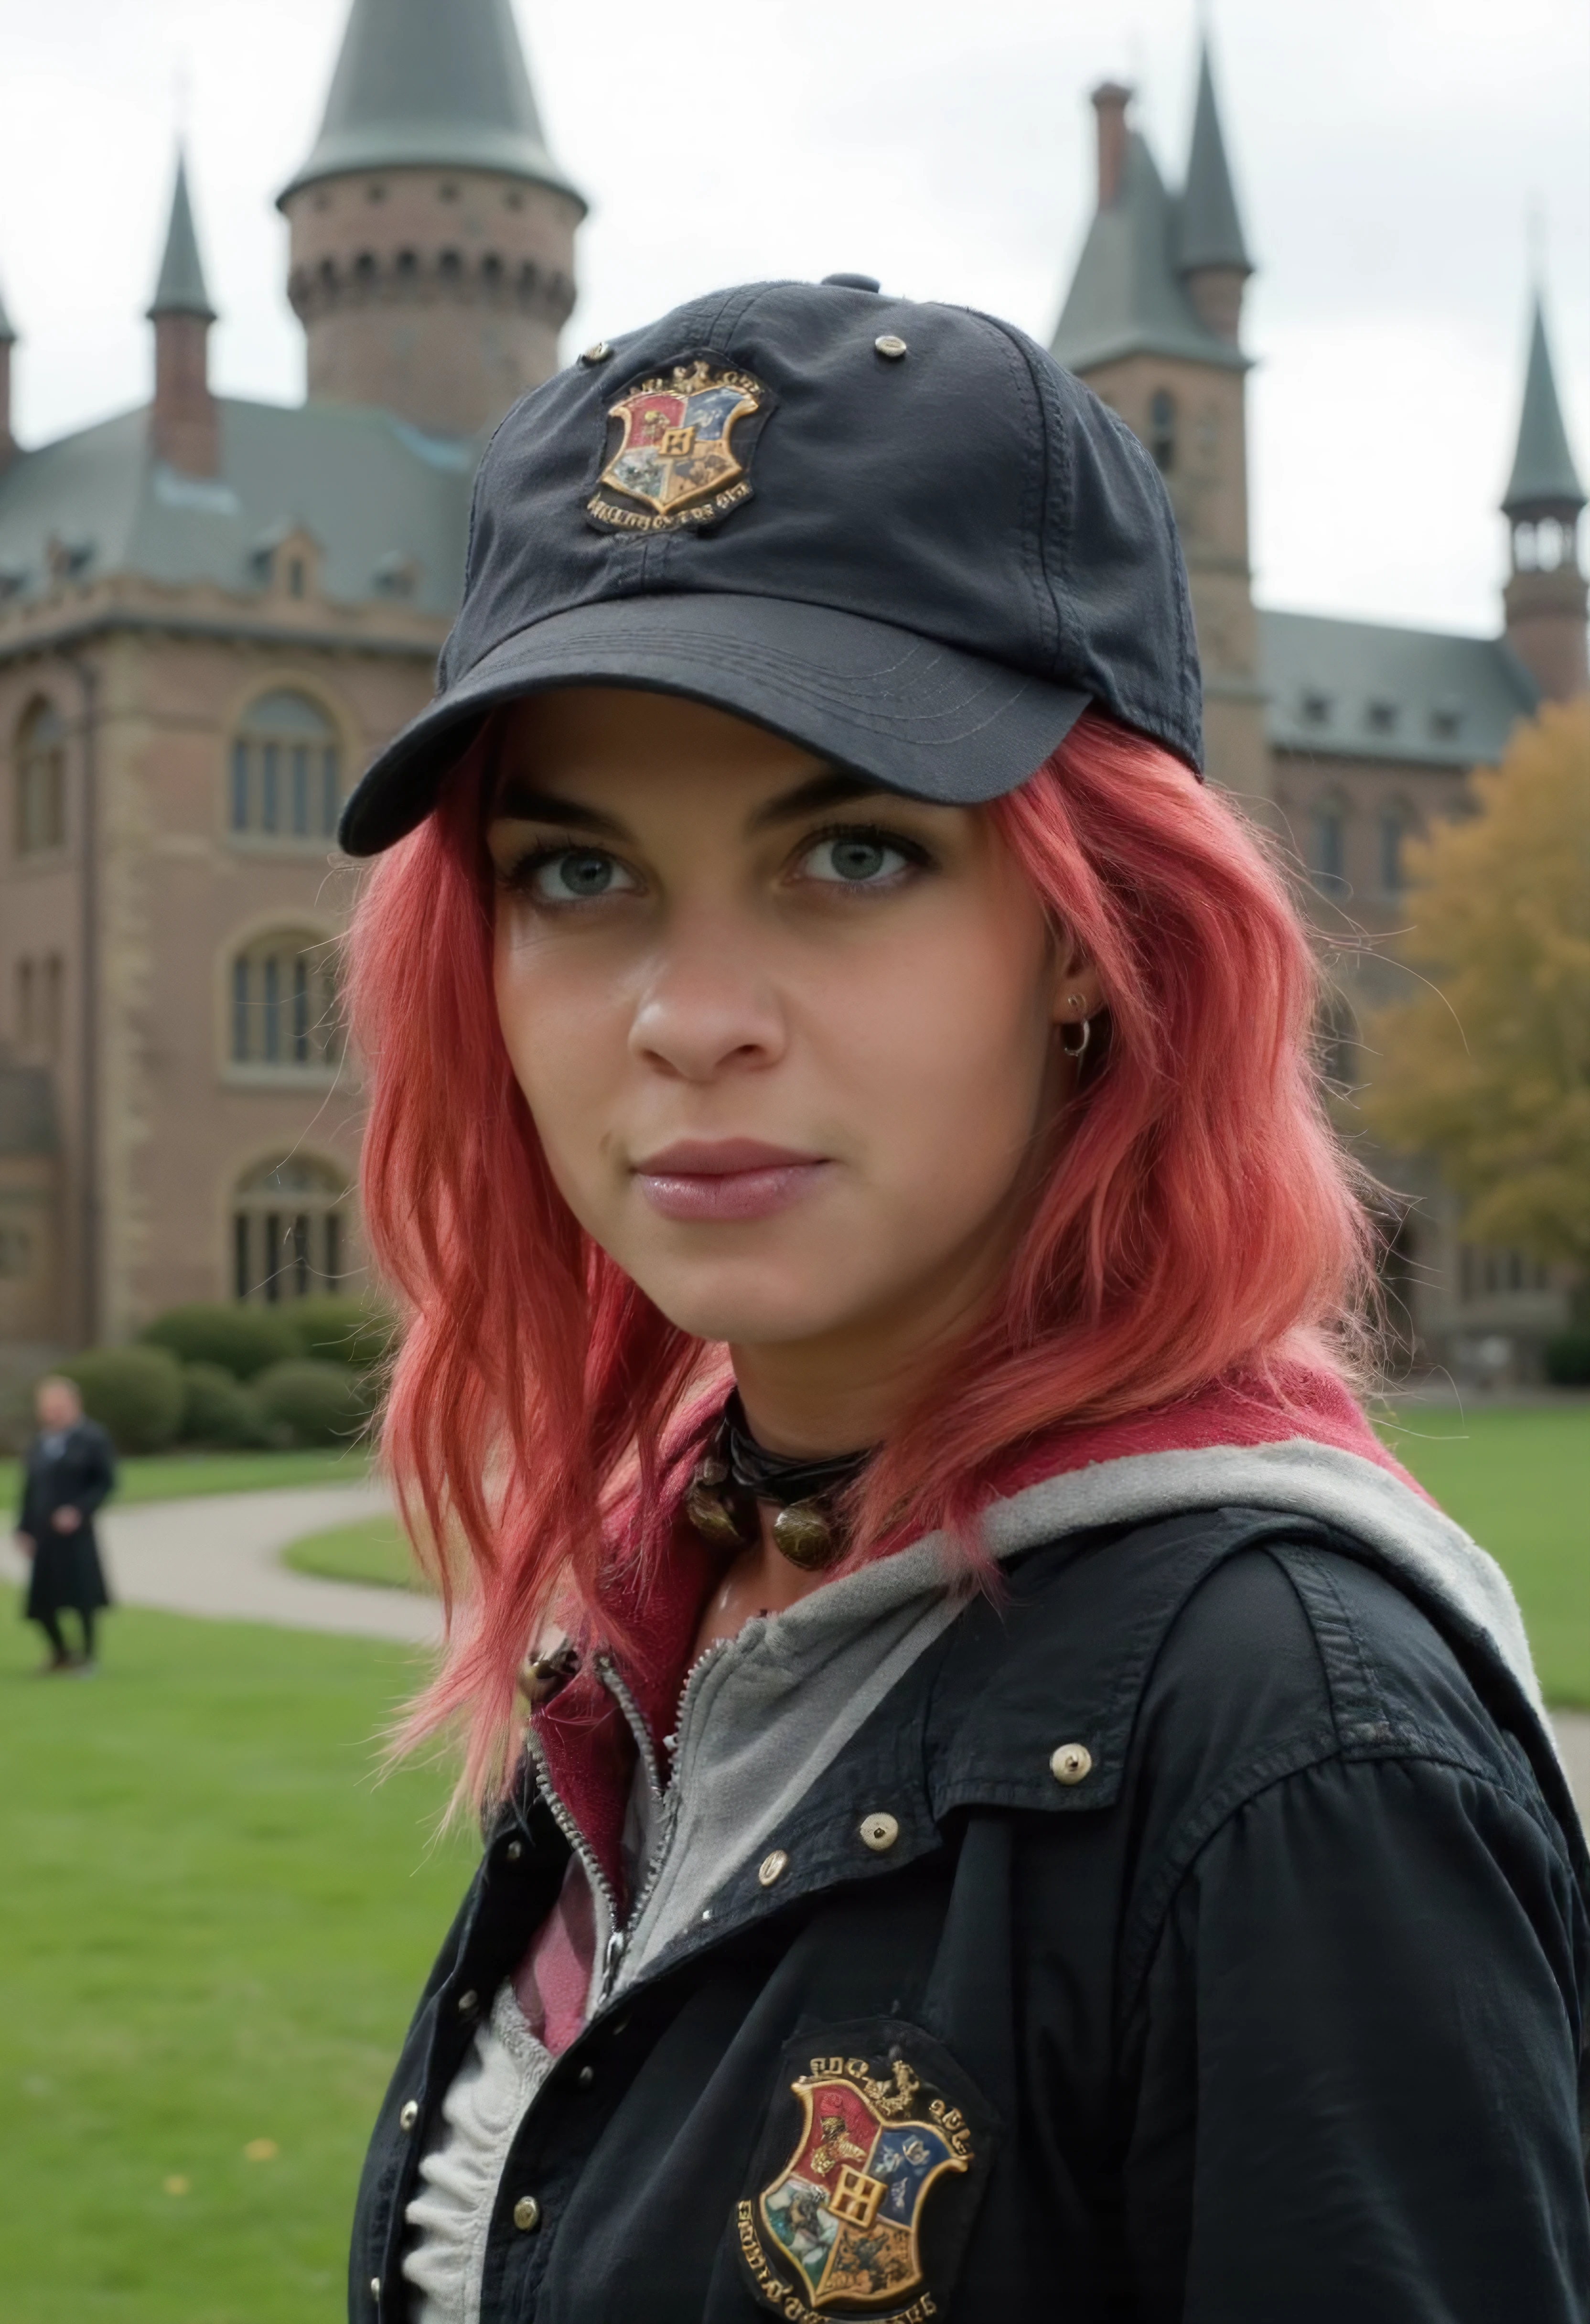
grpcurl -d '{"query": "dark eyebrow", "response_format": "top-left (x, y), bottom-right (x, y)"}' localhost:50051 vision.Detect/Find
top-left (487, 783), bottom-right (632, 841)
top-left (746, 769), bottom-right (892, 833)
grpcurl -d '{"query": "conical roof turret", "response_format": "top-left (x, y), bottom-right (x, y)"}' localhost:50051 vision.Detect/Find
top-left (148, 153), bottom-right (216, 322)
top-left (1503, 294), bottom-right (1585, 515)
top-left (279, 0), bottom-right (582, 209)
top-left (1175, 42), bottom-right (1251, 276)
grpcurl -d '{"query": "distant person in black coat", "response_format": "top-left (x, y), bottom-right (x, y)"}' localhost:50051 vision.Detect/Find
top-left (13, 1376), bottom-right (115, 1673)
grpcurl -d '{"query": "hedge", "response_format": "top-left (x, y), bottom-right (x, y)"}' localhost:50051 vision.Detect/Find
top-left (254, 1359), bottom-right (371, 1448)
top-left (141, 1304), bottom-right (301, 1381)
top-left (62, 1346), bottom-right (185, 1454)
top-left (1544, 1330), bottom-right (1590, 1388)
top-left (180, 1361), bottom-right (270, 1449)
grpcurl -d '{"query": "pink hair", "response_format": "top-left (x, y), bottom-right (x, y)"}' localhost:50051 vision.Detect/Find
top-left (347, 709), bottom-right (1372, 1801)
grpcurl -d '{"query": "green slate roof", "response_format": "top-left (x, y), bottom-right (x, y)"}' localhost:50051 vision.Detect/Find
top-left (0, 397), bottom-right (473, 619)
top-left (1503, 296), bottom-right (1585, 514)
top-left (279, 0), bottom-right (583, 210)
top-left (1259, 610), bottom-right (1539, 769)
top-left (1175, 45), bottom-right (1251, 276)
top-left (1052, 130), bottom-right (1246, 375)
top-left (148, 154), bottom-right (216, 322)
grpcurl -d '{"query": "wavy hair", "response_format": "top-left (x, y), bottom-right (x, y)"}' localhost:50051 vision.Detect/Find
top-left (346, 709), bottom-right (1373, 1801)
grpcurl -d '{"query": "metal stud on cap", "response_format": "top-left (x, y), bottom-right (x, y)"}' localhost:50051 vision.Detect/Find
top-left (579, 341), bottom-right (613, 366)
top-left (1049, 1743), bottom-right (1094, 1786)
top-left (758, 1849), bottom-right (790, 1887)
top-left (874, 334), bottom-right (908, 360)
top-left (859, 1811), bottom-right (901, 1852)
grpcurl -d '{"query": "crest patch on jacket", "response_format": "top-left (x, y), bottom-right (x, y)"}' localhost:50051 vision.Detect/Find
top-left (737, 2024), bottom-right (990, 2321)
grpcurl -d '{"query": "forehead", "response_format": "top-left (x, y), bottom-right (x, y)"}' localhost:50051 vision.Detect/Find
top-left (493, 687), bottom-right (824, 797)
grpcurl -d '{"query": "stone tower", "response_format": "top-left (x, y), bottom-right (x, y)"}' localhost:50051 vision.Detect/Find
top-left (147, 153), bottom-right (219, 478)
top-left (1051, 45), bottom-right (1268, 804)
top-left (1501, 292), bottom-right (1588, 701)
top-left (278, 0), bottom-right (585, 438)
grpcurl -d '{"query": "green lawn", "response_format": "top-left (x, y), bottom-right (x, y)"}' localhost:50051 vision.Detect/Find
top-left (0, 1446), bottom-right (371, 1513)
top-left (1375, 1401), bottom-right (1590, 1706)
top-left (284, 1513), bottom-right (431, 1594)
top-left (0, 1593), bottom-right (469, 2324)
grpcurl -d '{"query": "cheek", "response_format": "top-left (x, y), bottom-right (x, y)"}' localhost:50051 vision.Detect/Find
top-left (492, 927), bottom-right (625, 1200)
top-left (815, 909), bottom-right (1053, 1193)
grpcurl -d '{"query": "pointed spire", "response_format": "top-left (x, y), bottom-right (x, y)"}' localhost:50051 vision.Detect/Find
top-left (1503, 293), bottom-right (1585, 514)
top-left (1176, 42), bottom-right (1251, 276)
top-left (279, 0), bottom-right (582, 209)
top-left (1053, 125), bottom-right (1244, 375)
top-left (148, 152), bottom-right (216, 322)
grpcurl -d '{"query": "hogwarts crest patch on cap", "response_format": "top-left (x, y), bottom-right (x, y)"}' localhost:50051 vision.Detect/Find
top-left (587, 356), bottom-right (773, 536)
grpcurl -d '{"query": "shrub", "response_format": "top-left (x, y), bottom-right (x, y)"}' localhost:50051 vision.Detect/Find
top-left (254, 1359), bottom-right (370, 1448)
top-left (180, 1361), bottom-right (269, 1448)
top-left (1543, 1329), bottom-right (1590, 1388)
top-left (288, 1295), bottom-right (396, 1374)
top-left (142, 1303), bottom-right (301, 1381)
top-left (62, 1346), bottom-right (184, 1454)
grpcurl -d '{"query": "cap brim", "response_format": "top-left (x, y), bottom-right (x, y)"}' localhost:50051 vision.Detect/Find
top-left (338, 593), bottom-right (1090, 855)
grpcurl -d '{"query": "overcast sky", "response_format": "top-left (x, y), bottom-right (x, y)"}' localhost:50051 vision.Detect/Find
top-left (0, 0), bottom-right (1584, 638)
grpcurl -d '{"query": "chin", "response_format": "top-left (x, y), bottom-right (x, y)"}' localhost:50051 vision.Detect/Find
top-left (637, 1266), bottom-right (862, 1350)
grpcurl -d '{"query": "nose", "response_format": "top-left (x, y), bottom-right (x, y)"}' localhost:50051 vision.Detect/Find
top-left (628, 918), bottom-right (786, 1084)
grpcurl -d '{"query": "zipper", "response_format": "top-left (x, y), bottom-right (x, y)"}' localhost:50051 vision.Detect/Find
top-left (604, 1635), bottom-right (736, 1964)
top-left (522, 1721), bottom-right (624, 2005)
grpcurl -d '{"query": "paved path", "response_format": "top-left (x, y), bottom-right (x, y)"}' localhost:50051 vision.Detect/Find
top-left (0, 1482), bottom-right (441, 1648)
top-left (3, 1485), bottom-right (1585, 1825)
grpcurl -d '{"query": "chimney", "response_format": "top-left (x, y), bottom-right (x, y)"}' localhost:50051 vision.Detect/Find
top-left (148, 154), bottom-right (219, 479)
top-left (1092, 82), bottom-right (1133, 208)
top-left (0, 279), bottom-right (16, 471)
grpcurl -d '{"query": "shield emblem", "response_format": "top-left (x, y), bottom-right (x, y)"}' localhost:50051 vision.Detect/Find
top-left (589, 359), bottom-right (767, 533)
top-left (755, 2054), bottom-right (972, 2312)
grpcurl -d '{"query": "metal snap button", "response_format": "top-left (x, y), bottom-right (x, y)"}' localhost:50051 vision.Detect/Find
top-left (456, 1988), bottom-right (479, 2014)
top-left (1049, 1743), bottom-right (1094, 1786)
top-left (398, 2099), bottom-right (419, 2132)
top-left (758, 1849), bottom-right (790, 1888)
top-left (576, 2063), bottom-right (595, 2088)
top-left (513, 2194), bottom-right (542, 2232)
top-left (579, 342), bottom-right (613, 366)
top-left (874, 334), bottom-right (908, 360)
top-left (859, 1811), bottom-right (901, 1852)
top-left (369, 2280), bottom-right (381, 2302)
top-left (504, 1839), bottom-right (523, 1862)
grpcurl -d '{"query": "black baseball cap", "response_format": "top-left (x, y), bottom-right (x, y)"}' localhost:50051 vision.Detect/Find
top-left (339, 276), bottom-right (1203, 856)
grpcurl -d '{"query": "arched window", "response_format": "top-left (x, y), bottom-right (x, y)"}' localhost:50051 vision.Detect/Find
top-left (1148, 388), bottom-right (1176, 473)
top-left (1308, 794), bottom-right (1348, 893)
top-left (232, 1155), bottom-right (348, 1303)
top-left (14, 700), bottom-right (66, 856)
top-left (229, 929), bottom-right (342, 1072)
top-left (1379, 801), bottom-right (1412, 895)
top-left (229, 690), bottom-right (340, 841)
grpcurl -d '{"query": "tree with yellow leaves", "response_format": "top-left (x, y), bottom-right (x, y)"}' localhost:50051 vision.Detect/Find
top-left (1360, 698), bottom-right (1590, 1274)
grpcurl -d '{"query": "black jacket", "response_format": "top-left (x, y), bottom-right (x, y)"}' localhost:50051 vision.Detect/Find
top-left (18, 1420), bottom-right (115, 1620)
top-left (351, 1508), bottom-right (1590, 2322)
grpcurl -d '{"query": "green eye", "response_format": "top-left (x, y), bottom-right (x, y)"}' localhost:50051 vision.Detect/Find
top-left (529, 849), bottom-right (635, 901)
top-left (804, 833), bottom-right (909, 884)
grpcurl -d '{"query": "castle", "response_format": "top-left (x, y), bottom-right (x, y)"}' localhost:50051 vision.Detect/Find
top-left (0, 0), bottom-right (1583, 1380)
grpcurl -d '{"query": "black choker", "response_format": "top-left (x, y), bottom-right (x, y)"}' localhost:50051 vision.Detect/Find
top-left (684, 1396), bottom-right (873, 1571)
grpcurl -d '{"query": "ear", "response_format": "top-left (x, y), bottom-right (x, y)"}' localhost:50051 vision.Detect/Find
top-left (1046, 937), bottom-right (1106, 1029)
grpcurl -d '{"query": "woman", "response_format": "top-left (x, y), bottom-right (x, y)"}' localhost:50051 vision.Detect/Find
top-left (14, 1373), bottom-right (114, 1673)
top-left (341, 281), bottom-right (1589, 2322)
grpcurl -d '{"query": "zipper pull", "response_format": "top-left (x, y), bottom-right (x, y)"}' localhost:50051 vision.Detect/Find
top-left (599, 1926), bottom-right (626, 2001)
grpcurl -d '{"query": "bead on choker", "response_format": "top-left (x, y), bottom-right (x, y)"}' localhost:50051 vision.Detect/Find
top-left (683, 1397), bottom-right (873, 1571)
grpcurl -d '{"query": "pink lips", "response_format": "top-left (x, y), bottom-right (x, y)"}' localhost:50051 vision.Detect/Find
top-left (633, 1139), bottom-right (831, 1224)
